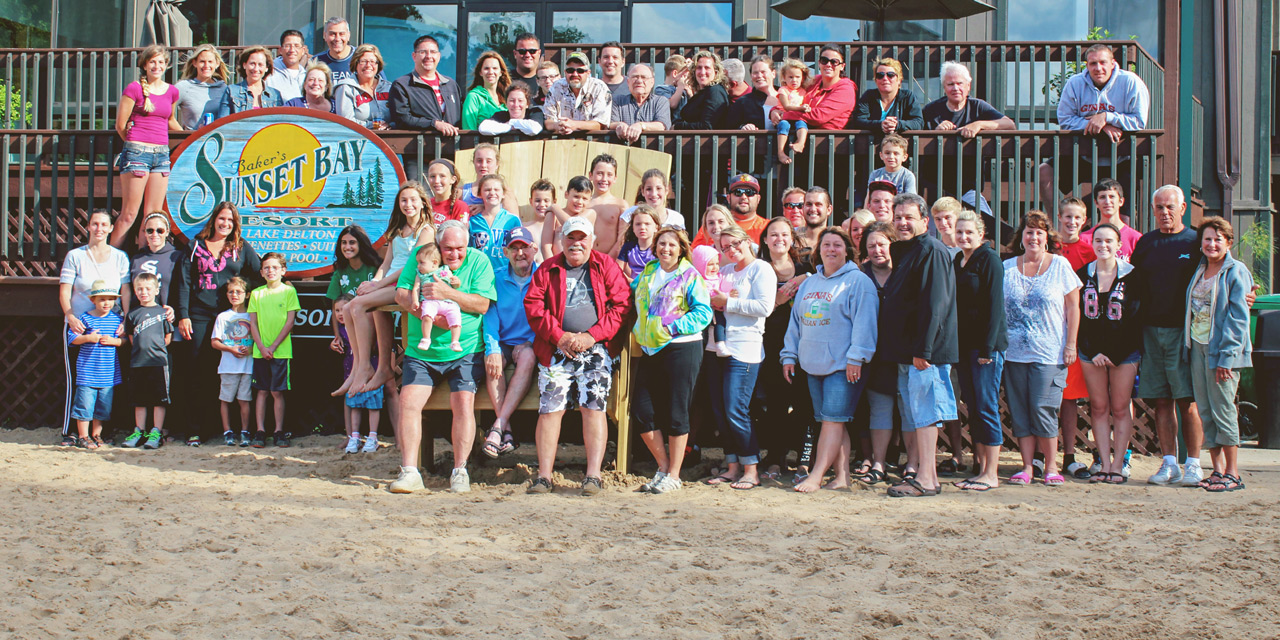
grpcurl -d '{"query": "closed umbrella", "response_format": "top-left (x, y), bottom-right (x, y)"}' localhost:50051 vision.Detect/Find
top-left (142, 0), bottom-right (193, 47)
top-left (772, 0), bottom-right (995, 33)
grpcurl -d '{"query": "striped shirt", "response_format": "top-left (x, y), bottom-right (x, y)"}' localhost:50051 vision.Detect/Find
top-left (68, 311), bottom-right (123, 387)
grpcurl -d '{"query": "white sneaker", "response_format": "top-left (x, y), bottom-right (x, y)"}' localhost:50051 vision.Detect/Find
top-left (1089, 460), bottom-right (1103, 475)
top-left (450, 467), bottom-right (471, 493)
top-left (641, 471), bottom-right (667, 493)
top-left (1147, 460), bottom-right (1182, 485)
top-left (1121, 461), bottom-right (1132, 479)
top-left (361, 434), bottom-right (379, 453)
top-left (389, 466), bottom-right (425, 493)
top-left (344, 435), bottom-right (361, 454)
top-left (650, 475), bottom-right (683, 494)
top-left (1180, 464), bottom-right (1204, 487)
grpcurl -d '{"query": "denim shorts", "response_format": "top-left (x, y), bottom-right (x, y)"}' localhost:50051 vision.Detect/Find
top-left (896, 363), bottom-right (958, 431)
top-left (807, 371), bottom-right (864, 422)
top-left (115, 142), bottom-right (171, 176)
top-left (71, 385), bottom-right (114, 421)
top-left (1081, 351), bottom-right (1141, 366)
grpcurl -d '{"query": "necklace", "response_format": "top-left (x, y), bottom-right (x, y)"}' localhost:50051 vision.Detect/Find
top-left (1020, 253), bottom-right (1047, 278)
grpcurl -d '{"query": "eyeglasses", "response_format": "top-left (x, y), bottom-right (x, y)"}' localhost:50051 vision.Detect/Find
top-left (725, 239), bottom-right (748, 249)
top-left (414, 49), bottom-right (436, 56)
top-left (144, 228), bottom-right (167, 235)
top-left (537, 74), bottom-right (560, 81)
top-left (730, 188), bottom-right (757, 197)
top-left (818, 56), bottom-right (844, 66)
top-left (875, 71), bottom-right (898, 80)
top-left (515, 48), bottom-right (540, 56)
top-left (564, 67), bottom-right (588, 75)
top-left (280, 44), bottom-right (304, 50)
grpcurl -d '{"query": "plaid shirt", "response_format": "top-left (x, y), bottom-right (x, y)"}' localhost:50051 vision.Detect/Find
top-left (544, 77), bottom-right (612, 126)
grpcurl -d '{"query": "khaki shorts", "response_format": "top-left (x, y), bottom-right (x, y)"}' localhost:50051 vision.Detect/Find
top-left (219, 373), bottom-right (252, 402)
top-left (1137, 327), bottom-right (1193, 400)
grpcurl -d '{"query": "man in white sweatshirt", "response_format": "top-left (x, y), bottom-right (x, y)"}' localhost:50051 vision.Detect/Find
top-left (1038, 43), bottom-right (1150, 207)
top-left (265, 30), bottom-right (308, 102)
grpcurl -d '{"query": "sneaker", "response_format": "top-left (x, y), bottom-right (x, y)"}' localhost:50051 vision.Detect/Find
top-left (238, 431), bottom-right (251, 447)
top-left (1147, 460), bottom-right (1182, 485)
top-left (223, 430), bottom-right (237, 447)
top-left (1120, 460), bottom-right (1132, 479)
top-left (344, 435), bottom-right (361, 454)
top-left (361, 434), bottom-right (379, 453)
top-left (142, 429), bottom-right (163, 450)
top-left (450, 467), bottom-right (471, 493)
top-left (251, 432), bottom-right (266, 448)
top-left (650, 474), bottom-right (682, 494)
top-left (122, 428), bottom-right (145, 448)
top-left (1180, 464), bottom-right (1204, 487)
top-left (527, 477), bottom-right (554, 494)
top-left (186, 436), bottom-right (202, 447)
top-left (389, 466), bottom-right (425, 494)
top-left (1066, 461), bottom-right (1092, 480)
top-left (275, 432), bottom-right (291, 448)
top-left (640, 471), bottom-right (668, 493)
top-left (581, 476), bottom-right (603, 497)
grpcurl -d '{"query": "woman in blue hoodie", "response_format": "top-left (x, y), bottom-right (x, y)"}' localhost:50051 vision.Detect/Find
top-left (1184, 217), bottom-right (1253, 492)
top-left (782, 228), bottom-right (879, 493)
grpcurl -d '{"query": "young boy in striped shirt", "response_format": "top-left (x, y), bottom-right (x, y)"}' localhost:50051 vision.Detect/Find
top-left (67, 280), bottom-right (124, 449)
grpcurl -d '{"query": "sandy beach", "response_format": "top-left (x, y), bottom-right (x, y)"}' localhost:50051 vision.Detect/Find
top-left (3, 427), bottom-right (1278, 639)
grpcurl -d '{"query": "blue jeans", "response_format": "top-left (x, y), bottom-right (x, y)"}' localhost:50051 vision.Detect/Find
top-left (956, 350), bottom-right (1005, 446)
top-left (777, 119), bottom-right (808, 137)
top-left (897, 363), bottom-right (958, 431)
top-left (711, 356), bottom-right (762, 465)
top-left (807, 371), bottom-right (865, 422)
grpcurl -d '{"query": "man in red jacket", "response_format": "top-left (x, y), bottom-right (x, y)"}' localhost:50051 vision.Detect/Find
top-left (523, 217), bottom-right (633, 496)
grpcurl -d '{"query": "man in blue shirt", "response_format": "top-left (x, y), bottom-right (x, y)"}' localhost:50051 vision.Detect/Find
top-left (480, 227), bottom-right (539, 458)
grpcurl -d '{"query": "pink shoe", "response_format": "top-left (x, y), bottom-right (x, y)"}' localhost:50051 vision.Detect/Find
top-left (1044, 473), bottom-right (1065, 486)
top-left (450, 340), bottom-right (463, 352)
top-left (1008, 471), bottom-right (1032, 485)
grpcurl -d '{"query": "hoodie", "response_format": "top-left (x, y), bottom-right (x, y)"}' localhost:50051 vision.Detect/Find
top-left (174, 78), bottom-right (228, 129)
top-left (1057, 65), bottom-right (1149, 132)
top-left (130, 241), bottom-right (181, 308)
top-left (266, 56), bottom-right (305, 102)
top-left (335, 76), bottom-right (392, 127)
top-left (780, 261), bottom-right (879, 376)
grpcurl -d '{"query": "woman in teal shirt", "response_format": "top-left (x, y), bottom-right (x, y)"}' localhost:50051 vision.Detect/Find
top-left (462, 51), bottom-right (511, 130)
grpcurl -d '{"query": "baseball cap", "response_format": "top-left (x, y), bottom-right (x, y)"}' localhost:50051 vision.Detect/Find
top-left (566, 52), bottom-right (590, 67)
top-left (727, 173), bottom-right (760, 195)
top-left (867, 180), bottom-right (898, 196)
top-left (561, 217), bottom-right (594, 238)
top-left (506, 226), bottom-right (535, 247)
top-left (87, 280), bottom-right (120, 299)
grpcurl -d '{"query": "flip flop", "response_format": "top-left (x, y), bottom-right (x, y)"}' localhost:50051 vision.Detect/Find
top-left (704, 474), bottom-right (737, 486)
top-left (887, 478), bottom-right (939, 498)
top-left (730, 479), bottom-right (759, 491)
top-left (859, 469), bottom-right (886, 485)
top-left (955, 480), bottom-right (993, 492)
top-left (497, 431), bottom-right (518, 455)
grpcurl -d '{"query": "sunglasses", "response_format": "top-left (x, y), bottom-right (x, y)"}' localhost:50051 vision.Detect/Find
top-left (144, 228), bottom-right (167, 234)
top-left (818, 56), bottom-right (844, 66)
top-left (782, 202), bottom-right (804, 209)
top-left (875, 71), bottom-right (898, 80)
top-left (515, 48), bottom-right (540, 55)
top-left (730, 188), bottom-right (757, 197)
top-left (564, 67), bottom-right (588, 75)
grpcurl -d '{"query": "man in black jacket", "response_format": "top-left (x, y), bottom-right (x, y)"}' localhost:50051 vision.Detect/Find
top-left (879, 192), bottom-right (959, 497)
top-left (389, 35), bottom-right (462, 178)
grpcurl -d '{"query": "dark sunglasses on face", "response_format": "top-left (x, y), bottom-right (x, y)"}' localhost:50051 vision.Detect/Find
top-left (145, 228), bottom-right (167, 234)
top-left (515, 48), bottom-right (539, 55)
top-left (876, 71), bottom-right (898, 79)
top-left (819, 56), bottom-right (844, 66)
top-left (730, 188), bottom-right (757, 197)
top-left (564, 67), bottom-right (588, 75)
top-left (783, 202), bottom-right (804, 209)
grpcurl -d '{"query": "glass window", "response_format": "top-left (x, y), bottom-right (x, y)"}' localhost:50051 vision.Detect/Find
top-left (172, 0), bottom-right (238, 46)
top-left (57, 0), bottom-right (128, 47)
top-left (1005, 0), bottom-right (1089, 113)
top-left (364, 4), bottom-right (459, 82)
top-left (0, 0), bottom-right (51, 47)
top-left (467, 11), bottom-right (535, 81)
top-left (1006, 0), bottom-right (1088, 40)
top-left (242, 1), bottom-right (316, 52)
top-left (1094, 1), bottom-right (1161, 62)
top-left (778, 15), bottom-right (863, 42)
top-left (632, 3), bottom-right (732, 43)
top-left (553, 11), bottom-right (621, 44)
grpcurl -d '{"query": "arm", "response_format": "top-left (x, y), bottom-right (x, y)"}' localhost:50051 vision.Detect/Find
top-left (902, 170), bottom-right (918, 195)
top-left (540, 217), bottom-right (558, 261)
top-left (895, 91), bottom-right (924, 131)
top-left (667, 273), bottom-right (713, 337)
top-left (584, 261), bottom-right (634, 346)
top-left (388, 81), bottom-right (435, 130)
top-left (335, 85), bottom-right (356, 120)
top-left (59, 282), bottom-right (85, 334)
top-left (1063, 288), bottom-right (1081, 365)
top-left (913, 249), bottom-right (954, 362)
top-left (482, 298), bottom-right (502, 357)
top-left (674, 87), bottom-right (728, 130)
top-left (724, 264), bottom-right (776, 319)
top-left (846, 276), bottom-right (880, 365)
top-left (478, 118), bottom-right (514, 135)
top-left (524, 269), bottom-right (565, 347)
top-left (1056, 77), bottom-right (1089, 130)
top-left (115, 94), bottom-right (135, 142)
top-left (247, 311), bottom-right (267, 356)
top-left (215, 87), bottom-right (233, 119)
top-left (980, 252), bottom-right (1004, 358)
top-left (776, 89), bottom-right (804, 111)
top-left (1106, 76), bottom-right (1150, 131)
top-left (1214, 269), bottom-right (1254, 369)
top-left (268, 310), bottom-right (297, 353)
top-left (849, 90), bottom-right (879, 130)
top-left (461, 91), bottom-right (483, 130)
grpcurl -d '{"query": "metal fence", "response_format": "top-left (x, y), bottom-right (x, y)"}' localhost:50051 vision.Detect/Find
top-left (0, 40), bottom-right (1163, 131)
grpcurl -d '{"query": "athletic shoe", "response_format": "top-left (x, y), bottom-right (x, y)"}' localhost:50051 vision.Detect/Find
top-left (344, 435), bottom-right (361, 454)
top-left (650, 475), bottom-right (682, 494)
top-left (389, 466), bottom-right (425, 494)
top-left (142, 429), bottom-right (163, 450)
top-left (361, 435), bottom-right (379, 453)
top-left (1147, 460), bottom-right (1182, 485)
top-left (526, 477), bottom-right (554, 494)
top-left (121, 429), bottom-right (145, 448)
top-left (186, 436), bottom-right (202, 447)
top-left (450, 467), bottom-right (471, 493)
top-left (1120, 460), bottom-right (1132, 479)
top-left (581, 476), bottom-right (603, 497)
top-left (251, 432), bottom-right (266, 448)
top-left (275, 432), bottom-right (291, 448)
top-left (224, 431), bottom-right (237, 447)
top-left (238, 431), bottom-right (251, 447)
top-left (640, 471), bottom-right (668, 493)
top-left (1180, 464), bottom-right (1204, 487)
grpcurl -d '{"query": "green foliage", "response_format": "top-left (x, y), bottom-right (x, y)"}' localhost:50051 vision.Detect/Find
top-left (553, 25), bottom-right (589, 44)
top-left (1, 80), bottom-right (34, 128)
top-left (1237, 219), bottom-right (1274, 292)
top-left (1044, 27), bottom-right (1138, 100)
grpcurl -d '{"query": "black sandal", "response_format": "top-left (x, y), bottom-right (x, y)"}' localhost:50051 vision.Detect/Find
top-left (859, 469), bottom-right (886, 485)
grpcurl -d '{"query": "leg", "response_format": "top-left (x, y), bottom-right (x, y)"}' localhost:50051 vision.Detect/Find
top-left (255, 390), bottom-right (269, 432)
top-left (1178, 398), bottom-right (1204, 461)
top-left (792, 123), bottom-right (808, 153)
top-left (1081, 361), bottom-right (1114, 473)
top-left (138, 172), bottom-right (170, 244)
top-left (796, 421), bottom-right (847, 493)
top-left (497, 346), bottom-right (538, 424)
top-left (334, 288), bottom-right (395, 396)
top-left (398, 384), bottom-right (434, 468)
top-left (723, 358), bottom-right (763, 489)
top-left (152, 406), bottom-right (166, 432)
top-left (135, 406), bottom-right (147, 430)
top-left (449, 325), bottom-right (462, 350)
top-left (271, 391), bottom-right (286, 433)
top-left (1059, 400), bottom-right (1080, 465)
top-left (77, 419), bottom-right (90, 439)
top-left (914, 425), bottom-right (940, 490)
top-left (382, 382), bottom-right (401, 448)
top-left (1037, 161), bottom-right (1058, 210)
top-left (237, 400), bottom-right (251, 434)
top-left (448, 390), bottom-right (477, 469)
top-left (368, 409), bottom-right (381, 435)
top-left (111, 171), bottom-right (148, 247)
top-left (91, 418), bottom-right (104, 439)
top-left (1108, 364), bottom-right (1139, 473)
top-left (776, 119), bottom-right (792, 164)
top-left (361, 309), bottom-right (399, 394)
top-left (484, 351), bottom-right (509, 441)
top-left (581, 408), bottom-right (608, 479)
top-left (417, 316), bottom-right (435, 351)
top-left (345, 405), bottom-right (356, 437)
top-left (1017, 435), bottom-right (1037, 475)
top-left (639, 430), bottom-right (670, 473)
top-left (534, 411), bottom-right (565, 480)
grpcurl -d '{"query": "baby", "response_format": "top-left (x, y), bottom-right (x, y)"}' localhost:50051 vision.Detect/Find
top-left (410, 243), bottom-right (463, 352)
top-left (774, 58), bottom-right (811, 164)
top-left (692, 245), bottom-right (729, 355)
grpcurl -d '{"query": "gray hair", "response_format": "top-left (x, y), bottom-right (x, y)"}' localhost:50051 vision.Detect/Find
top-left (893, 193), bottom-right (928, 216)
top-left (628, 63), bottom-right (654, 77)
top-left (1152, 184), bottom-right (1185, 205)
top-left (323, 16), bottom-right (349, 31)
top-left (437, 219), bottom-right (468, 238)
top-left (723, 58), bottom-right (746, 83)
top-left (939, 61), bottom-right (971, 83)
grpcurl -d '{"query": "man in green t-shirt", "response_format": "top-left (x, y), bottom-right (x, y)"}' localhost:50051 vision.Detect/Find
top-left (389, 221), bottom-right (497, 494)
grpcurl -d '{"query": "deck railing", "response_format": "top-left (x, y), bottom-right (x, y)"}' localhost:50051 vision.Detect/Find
top-left (3, 128), bottom-right (1162, 276)
top-left (0, 41), bottom-right (1163, 131)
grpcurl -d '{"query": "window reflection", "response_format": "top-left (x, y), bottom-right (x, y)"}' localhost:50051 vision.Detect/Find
top-left (1094, 1), bottom-right (1161, 61)
top-left (467, 11), bottom-right (535, 79)
top-left (632, 3), bottom-right (732, 43)
top-left (778, 15), bottom-right (863, 42)
top-left (0, 0), bottom-right (51, 47)
top-left (364, 4), bottom-right (459, 82)
top-left (553, 11), bottom-right (621, 44)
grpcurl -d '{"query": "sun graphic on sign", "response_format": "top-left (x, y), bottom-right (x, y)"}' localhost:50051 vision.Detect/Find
top-left (239, 123), bottom-right (325, 207)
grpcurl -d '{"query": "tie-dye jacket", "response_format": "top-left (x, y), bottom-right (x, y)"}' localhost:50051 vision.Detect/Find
top-left (631, 259), bottom-right (713, 355)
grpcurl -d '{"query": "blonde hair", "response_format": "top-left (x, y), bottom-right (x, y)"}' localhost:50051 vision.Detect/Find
top-left (779, 58), bottom-right (811, 88)
top-left (875, 57), bottom-right (904, 77)
top-left (850, 209), bottom-right (875, 227)
top-left (180, 44), bottom-right (230, 83)
top-left (931, 196), bottom-right (963, 216)
top-left (303, 61), bottom-right (335, 100)
top-left (664, 55), bottom-right (689, 77)
top-left (689, 50), bottom-right (726, 92)
top-left (136, 45), bottom-right (169, 114)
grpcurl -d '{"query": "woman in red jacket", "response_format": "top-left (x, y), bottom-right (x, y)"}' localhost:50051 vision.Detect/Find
top-left (769, 44), bottom-right (857, 132)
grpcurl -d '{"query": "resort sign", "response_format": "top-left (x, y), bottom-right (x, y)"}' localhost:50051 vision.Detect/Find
top-left (167, 108), bottom-right (404, 277)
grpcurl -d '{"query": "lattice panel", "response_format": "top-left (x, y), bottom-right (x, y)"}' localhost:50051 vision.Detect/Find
top-left (0, 317), bottom-right (68, 429)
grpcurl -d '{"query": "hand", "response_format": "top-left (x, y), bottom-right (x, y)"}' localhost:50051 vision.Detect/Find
top-left (709, 291), bottom-right (728, 311)
top-left (1247, 284), bottom-right (1260, 307)
top-left (570, 332), bottom-right (595, 353)
top-left (1102, 124), bottom-right (1124, 143)
top-left (65, 312), bottom-right (86, 334)
top-left (330, 336), bottom-right (344, 353)
top-left (913, 357), bottom-right (930, 371)
top-left (977, 357), bottom-right (992, 365)
top-left (1091, 353), bottom-right (1114, 368)
top-left (1216, 367), bottom-right (1234, 383)
top-left (355, 281), bottom-right (376, 296)
top-left (236, 345), bottom-right (251, 357)
top-left (115, 322), bottom-right (125, 337)
top-left (769, 109), bottom-right (783, 124)
top-left (1063, 345), bottom-right (1078, 366)
top-left (420, 276), bottom-right (456, 303)
top-left (846, 363), bottom-right (862, 384)
top-left (163, 305), bottom-right (176, 323)
top-left (467, 203), bottom-right (484, 216)
top-left (935, 120), bottom-right (956, 131)
top-left (881, 117), bottom-right (897, 133)
top-left (782, 363), bottom-right (795, 383)
top-left (432, 315), bottom-right (451, 330)
top-left (260, 345), bottom-right (274, 359)
top-left (83, 332), bottom-right (102, 344)
top-left (447, 275), bottom-right (461, 288)
top-left (177, 318), bottom-right (192, 340)
top-left (556, 332), bottom-right (578, 358)
top-left (739, 123), bottom-right (758, 131)
top-left (485, 353), bottom-right (504, 380)
top-left (801, 105), bottom-right (811, 113)
top-left (100, 335), bottom-right (121, 346)
top-left (1085, 113), bottom-right (1108, 135)
top-left (433, 120), bottom-right (459, 136)
top-left (958, 122), bottom-right (984, 139)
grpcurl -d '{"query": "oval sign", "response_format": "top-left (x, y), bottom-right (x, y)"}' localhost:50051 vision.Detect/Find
top-left (167, 107), bottom-right (405, 277)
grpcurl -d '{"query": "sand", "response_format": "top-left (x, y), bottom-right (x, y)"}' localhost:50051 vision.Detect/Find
top-left (3, 427), bottom-right (1279, 639)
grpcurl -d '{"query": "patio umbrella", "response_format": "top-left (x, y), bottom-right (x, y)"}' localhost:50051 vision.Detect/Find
top-left (141, 0), bottom-right (193, 47)
top-left (772, 0), bottom-right (996, 32)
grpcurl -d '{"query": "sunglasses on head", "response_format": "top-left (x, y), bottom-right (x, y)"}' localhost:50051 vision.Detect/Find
top-left (515, 48), bottom-right (539, 55)
top-left (564, 67), bottom-right (588, 75)
top-left (730, 188), bottom-right (756, 197)
top-left (818, 56), bottom-right (844, 66)
top-left (876, 71), bottom-right (898, 80)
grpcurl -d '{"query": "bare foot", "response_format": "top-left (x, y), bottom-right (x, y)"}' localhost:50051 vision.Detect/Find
top-left (332, 370), bottom-right (359, 397)
top-left (792, 139), bottom-right (806, 154)
top-left (823, 478), bottom-right (850, 490)
top-left (356, 366), bottom-right (395, 395)
top-left (794, 477), bottom-right (822, 493)
top-left (777, 149), bottom-right (792, 165)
